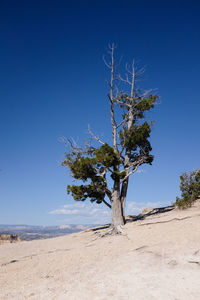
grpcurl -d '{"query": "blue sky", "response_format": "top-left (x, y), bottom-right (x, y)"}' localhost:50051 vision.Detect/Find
top-left (0, 0), bottom-right (200, 225)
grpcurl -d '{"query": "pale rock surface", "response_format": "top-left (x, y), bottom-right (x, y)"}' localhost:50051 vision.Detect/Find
top-left (1, 202), bottom-right (200, 299)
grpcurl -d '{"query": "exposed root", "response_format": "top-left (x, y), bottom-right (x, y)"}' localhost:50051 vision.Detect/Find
top-left (96, 225), bottom-right (129, 239)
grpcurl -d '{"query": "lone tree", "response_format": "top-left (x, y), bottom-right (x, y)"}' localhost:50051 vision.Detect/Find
top-left (62, 44), bottom-right (158, 233)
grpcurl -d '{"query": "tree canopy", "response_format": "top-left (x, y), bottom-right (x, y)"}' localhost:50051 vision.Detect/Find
top-left (62, 44), bottom-right (158, 232)
top-left (175, 169), bottom-right (200, 209)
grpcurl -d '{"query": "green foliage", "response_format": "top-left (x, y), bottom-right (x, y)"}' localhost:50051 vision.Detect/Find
top-left (175, 170), bottom-right (200, 209)
top-left (135, 94), bottom-right (157, 113)
top-left (62, 57), bottom-right (158, 206)
top-left (94, 143), bottom-right (118, 167)
top-left (70, 157), bottom-right (96, 181)
top-left (67, 184), bottom-right (105, 203)
top-left (62, 143), bottom-right (118, 180)
top-left (120, 93), bottom-right (158, 119)
top-left (62, 143), bottom-right (119, 203)
top-left (111, 171), bottom-right (126, 181)
top-left (120, 121), bottom-right (152, 152)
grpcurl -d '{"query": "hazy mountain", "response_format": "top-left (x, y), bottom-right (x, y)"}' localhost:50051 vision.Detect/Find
top-left (0, 224), bottom-right (93, 241)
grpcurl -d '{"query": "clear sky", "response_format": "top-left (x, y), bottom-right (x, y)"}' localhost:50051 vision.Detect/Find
top-left (0, 0), bottom-right (200, 225)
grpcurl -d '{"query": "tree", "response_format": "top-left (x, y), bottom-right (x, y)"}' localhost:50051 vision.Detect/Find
top-left (175, 169), bottom-right (200, 209)
top-left (62, 44), bottom-right (158, 233)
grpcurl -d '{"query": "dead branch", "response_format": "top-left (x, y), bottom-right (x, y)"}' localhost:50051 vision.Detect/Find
top-left (88, 125), bottom-right (104, 145)
top-left (102, 199), bottom-right (111, 209)
top-left (109, 44), bottom-right (118, 155)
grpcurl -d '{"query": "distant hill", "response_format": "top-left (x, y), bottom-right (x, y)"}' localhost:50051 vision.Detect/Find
top-left (0, 224), bottom-right (93, 241)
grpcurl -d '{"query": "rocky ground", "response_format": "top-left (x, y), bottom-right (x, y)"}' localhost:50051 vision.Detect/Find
top-left (0, 234), bottom-right (21, 245)
top-left (0, 202), bottom-right (200, 299)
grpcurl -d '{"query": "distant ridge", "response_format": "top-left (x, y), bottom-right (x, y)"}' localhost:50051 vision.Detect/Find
top-left (0, 224), bottom-right (94, 241)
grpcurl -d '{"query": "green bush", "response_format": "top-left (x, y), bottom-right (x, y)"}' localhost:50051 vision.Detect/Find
top-left (175, 169), bottom-right (200, 209)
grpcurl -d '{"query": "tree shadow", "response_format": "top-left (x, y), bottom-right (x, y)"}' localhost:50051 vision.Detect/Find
top-left (126, 205), bottom-right (175, 223)
top-left (90, 224), bottom-right (110, 232)
top-left (88, 205), bottom-right (175, 233)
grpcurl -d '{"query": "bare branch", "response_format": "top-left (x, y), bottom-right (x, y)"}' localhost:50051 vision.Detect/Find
top-left (130, 60), bottom-right (135, 98)
top-left (116, 119), bottom-right (126, 129)
top-left (119, 114), bottom-right (128, 157)
top-left (135, 66), bottom-right (146, 78)
top-left (138, 89), bottom-right (153, 99)
top-left (60, 136), bottom-right (82, 152)
top-left (100, 168), bottom-right (110, 185)
top-left (115, 55), bottom-right (123, 69)
top-left (121, 156), bottom-right (149, 183)
top-left (88, 125), bottom-right (104, 145)
top-left (108, 46), bottom-right (118, 154)
top-left (108, 42), bottom-right (117, 51)
top-left (114, 98), bottom-right (130, 108)
top-left (119, 143), bottom-right (125, 157)
top-left (103, 55), bottom-right (112, 69)
top-left (117, 74), bottom-right (132, 85)
top-left (121, 164), bottom-right (140, 182)
top-left (102, 199), bottom-right (111, 209)
top-left (97, 169), bottom-right (112, 204)
top-left (116, 114), bottom-right (129, 129)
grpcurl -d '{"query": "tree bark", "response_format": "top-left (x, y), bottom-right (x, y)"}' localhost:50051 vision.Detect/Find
top-left (111, 186), bottom-right (125, 227)
top-left (120, 177), bottom-right (129, 223)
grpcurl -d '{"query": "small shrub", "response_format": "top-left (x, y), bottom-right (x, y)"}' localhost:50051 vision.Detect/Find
top-left (175, 169), bottom-right (200, 209)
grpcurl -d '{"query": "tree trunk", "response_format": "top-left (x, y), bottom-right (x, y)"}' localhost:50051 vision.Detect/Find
top-left (111, 189), bottom-right (125, 227)
top-left (120, 177), bottom-right (129, 224)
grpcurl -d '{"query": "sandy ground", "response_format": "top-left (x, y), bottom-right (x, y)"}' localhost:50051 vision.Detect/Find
top-left (1, 203), bottom-right (200, 300)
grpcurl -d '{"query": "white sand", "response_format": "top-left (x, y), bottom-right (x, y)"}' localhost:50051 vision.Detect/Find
top-left (1, 202), bottom-right (200, 300)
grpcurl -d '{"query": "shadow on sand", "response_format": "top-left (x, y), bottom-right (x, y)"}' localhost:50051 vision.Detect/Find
top-left (126, 205), bottom-right (175, 223)
top-left (89, 205), bottom-right (175, 232)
